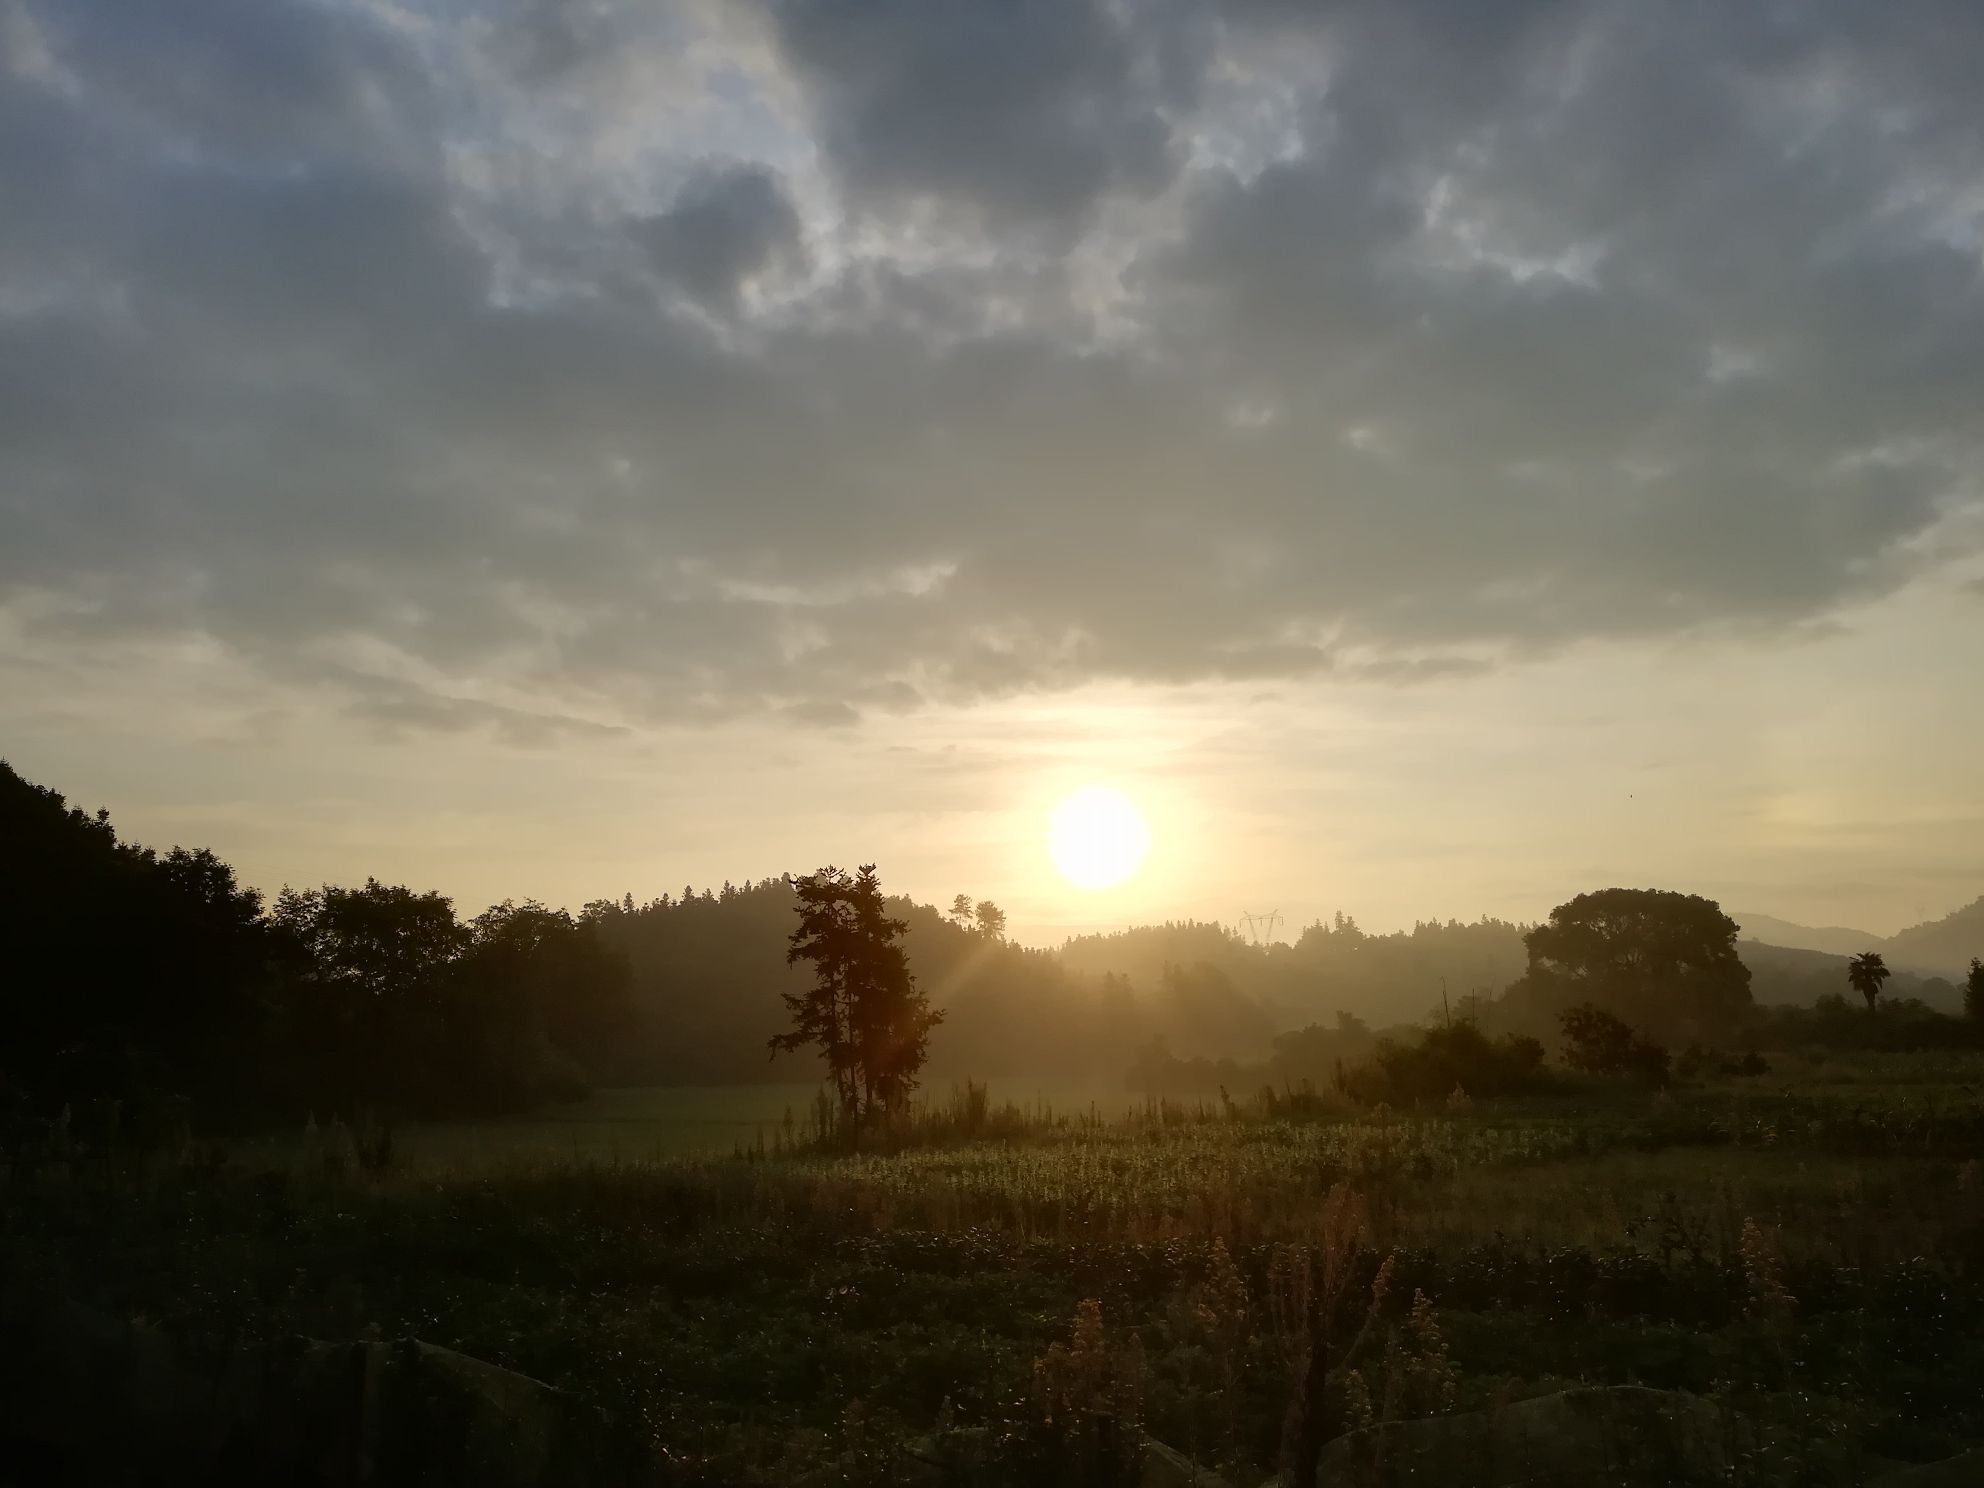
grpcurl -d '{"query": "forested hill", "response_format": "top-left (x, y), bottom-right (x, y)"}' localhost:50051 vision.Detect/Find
top-left (568, 897), bottom-right (1974, 1084)
top-left (1885, 897), bottom-right (1984, 979)
top-left (596, 895), bottom-right (1970, 1085)
top-left (8, 754), bottom-right (1976, 1127)
top-left (1731, 899), bottom-right (1984, 979)
top-left (1059, 915), bottom-right (1531, 1030)
top-left (588, 897), bottom-right (1556, 1082)
top-left (584, 883), bottom-right (1138, 1083)
top-left (1737, 938), bottom-right (1962, 1014)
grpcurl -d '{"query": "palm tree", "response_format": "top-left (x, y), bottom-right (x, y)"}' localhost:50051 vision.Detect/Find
top-left (1846, 951), bottom-right (1891, 1012)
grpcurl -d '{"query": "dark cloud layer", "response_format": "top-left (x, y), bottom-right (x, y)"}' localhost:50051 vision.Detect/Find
top-left (1, 0), bottom-right (1980, 732)
top-left (636, 161), bottom-right (806, 307)
top-left (765, 0), bottom-right (1205, 231)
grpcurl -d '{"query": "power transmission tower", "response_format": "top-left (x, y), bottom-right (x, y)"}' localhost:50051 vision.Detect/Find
top-left (1238, 909), bottom-right (1284, 945)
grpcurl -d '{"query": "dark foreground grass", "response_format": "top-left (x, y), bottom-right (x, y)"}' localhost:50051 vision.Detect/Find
top-left (6, 1074), bottom-right (1984, 1484)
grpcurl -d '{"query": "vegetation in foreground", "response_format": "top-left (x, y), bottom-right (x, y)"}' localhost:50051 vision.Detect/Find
top-left (8, 1063), bottom-right (1984, 1485)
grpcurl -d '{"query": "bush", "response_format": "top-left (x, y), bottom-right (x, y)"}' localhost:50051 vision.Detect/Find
top-left (1560, 1005), bottom-right (1670, 1085)
top-left (1337, 1022), bottom-right (1552, 1105)
top-left (1006, 1298), bottom-right (1146, 1486)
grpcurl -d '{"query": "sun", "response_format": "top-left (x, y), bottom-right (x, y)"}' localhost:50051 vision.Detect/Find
top-left (1048, 786), bottom-right (1151, 891)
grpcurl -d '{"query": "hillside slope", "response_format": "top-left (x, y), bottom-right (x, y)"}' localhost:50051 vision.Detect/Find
top-left (1884, 896), bottom-right (1984, 978)
top-left (1740, 938), bottom-right (1961, 1013)
top-left (1733, 898), bottom-right (1984, 979)
top-left (1730, 910), bottom-right (1879, 958)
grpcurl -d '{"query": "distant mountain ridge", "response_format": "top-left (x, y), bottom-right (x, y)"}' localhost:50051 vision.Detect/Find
top-left (1737, 938), bottom-right (1960, 1014)
top-left (1734, 897), bottom-right (1984, 978)
top-left (1731, 911), bottom-right (1878, 959)
top-left (1886, 896), bottom-right (1984, 977)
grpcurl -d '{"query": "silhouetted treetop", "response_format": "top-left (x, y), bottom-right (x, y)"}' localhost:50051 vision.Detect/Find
top-left (1847, 950), bottom-right (1892, 1012)
top-left (1505, 888), bottom-right (1752, 1045)
top-left (770, 864), bottom-right (941, 1123)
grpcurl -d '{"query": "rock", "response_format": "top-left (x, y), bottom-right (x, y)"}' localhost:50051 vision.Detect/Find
top-left (268, 1337), bottom-right (629, 1487)
top-left (1142, 1436), bottom-right (1232, 1487)
top-left (1312, 1385), bottom-right (1728, 1486)
top-left (0, 1292), bottom-right (656, 1486)
top-left (1871, 1447), bottom-right (1984, 1487)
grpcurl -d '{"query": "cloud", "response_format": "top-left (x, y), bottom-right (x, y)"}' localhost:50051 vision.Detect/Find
top-left (1, 0), bottom-right (1981, 735)
top-left (634, 160), bottom-right (806, 308)
top-left (340, 675), bottom-right (631, 748)
top-left (762, 0), bottom-right (1207, 233)
top-left (779, 698), bottom-right (859, 729)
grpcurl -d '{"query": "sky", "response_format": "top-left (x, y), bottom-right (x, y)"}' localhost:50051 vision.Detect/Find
top-left (2, 0), bottom-right (1981, 945)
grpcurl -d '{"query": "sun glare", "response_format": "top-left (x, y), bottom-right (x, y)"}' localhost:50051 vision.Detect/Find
top-left (1048, 786), bottom-right (1150, 891)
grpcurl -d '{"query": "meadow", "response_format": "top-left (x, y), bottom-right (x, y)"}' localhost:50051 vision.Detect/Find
top-left (252, 1079), bottom-right (1143, 1173)
top-left (7, 1060), bottom-right (1984, 1485)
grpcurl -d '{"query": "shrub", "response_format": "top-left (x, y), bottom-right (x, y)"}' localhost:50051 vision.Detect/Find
top-left (1013, 1298), bottom-right (1146, 1486)
top-left (1337, 1022), bottom-right (1552, 1105)
top-left (1559, 1004), bottom-right (1671, 1085)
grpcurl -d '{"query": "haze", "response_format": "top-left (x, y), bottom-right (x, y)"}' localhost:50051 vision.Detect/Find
top-left (3, 0), bottom-right (1981, 943)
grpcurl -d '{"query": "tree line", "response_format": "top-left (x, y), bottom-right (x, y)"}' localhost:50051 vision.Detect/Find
top-left (1129, 889), bottom-right (1984, 1100)
top-left (1, 762), bottom-right (1157, 1124)
top-left (6, 757), bottom-right (1558, 1125)
top-left (8, 758), bottom-right (1980, 1130)
top-left (2, 762), bottom-right (632, 1125)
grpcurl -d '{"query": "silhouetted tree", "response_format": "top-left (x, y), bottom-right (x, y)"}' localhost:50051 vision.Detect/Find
top-left (1847, 950), bottom-right (1892, 1012)
top-left (0, 761), bottom-right (276, 1113)
top-left (272, 879), bottom-right (468, 1113)
top-left (950, 893), bottom-right (975, 926)
top-left (1507, 888), bottom-right (1752, 1045)
top-left (973, 899), bottom-right (1008, 941)
top-left (448, 900), bottom-right (634, 1109)
top-left (770, 865), bottom-right (943, 1123)
top-left (1968, 959), bottom-right (1984, 1023)
top-left (1558, 1003), bottom-right (1670, 1083)
top-left (150, 846), bottom-right (277, 1104)
top-left (770, 870), bottom-right (860, 1115)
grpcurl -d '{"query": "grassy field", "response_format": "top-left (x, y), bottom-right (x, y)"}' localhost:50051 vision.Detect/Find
top-left (275, 1079), bottom-right (1146, 1173)
top-left (8, 1059), bottom-right (1984, 1484)
top-left (384, 1082), bottom-right (838, 1168)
